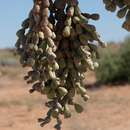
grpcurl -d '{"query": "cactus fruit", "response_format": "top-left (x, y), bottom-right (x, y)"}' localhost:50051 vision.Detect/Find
top-left (16, 0), bottom-right (107, 130)
top-left (103, 0), bottom-right (130, 31)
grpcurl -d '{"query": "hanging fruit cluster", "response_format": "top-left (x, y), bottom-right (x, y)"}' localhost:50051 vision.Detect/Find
top-left (103, 0), bottom-right (130, 31)
top-left (15, 0), bottom-right (106, 130)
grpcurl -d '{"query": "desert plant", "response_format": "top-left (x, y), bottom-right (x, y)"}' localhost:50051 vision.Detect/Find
top-left (119, 36), bottom-right (130, 82)
top-left (96, 47), bottom-right (122, 84)
top-left (15, 0), bottom-right (130, 130)
top-left (96, 36), bottom-right (130, 84)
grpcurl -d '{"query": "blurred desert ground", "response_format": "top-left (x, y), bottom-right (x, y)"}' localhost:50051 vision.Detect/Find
top-left (0, 48), bottom-right (130, 130)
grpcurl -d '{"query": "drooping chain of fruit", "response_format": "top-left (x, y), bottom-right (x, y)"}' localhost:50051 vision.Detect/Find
top-left (103, 0), bottom-right (130, 31)
top-left (16, 0), bottom-right (106, 130)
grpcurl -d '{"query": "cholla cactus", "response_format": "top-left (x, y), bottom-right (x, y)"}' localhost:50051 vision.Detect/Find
top-left (103, 0), bottom-right (130, 31)
top-left (15, 0), bottom-right (108, 130)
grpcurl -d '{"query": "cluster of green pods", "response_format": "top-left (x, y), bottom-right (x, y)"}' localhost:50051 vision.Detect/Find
top-left (103, 0), bottom-right (130, 31)
top-left (16, 0), bottom-right (106, 130)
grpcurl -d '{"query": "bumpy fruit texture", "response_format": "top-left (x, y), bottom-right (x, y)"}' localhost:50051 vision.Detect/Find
top-left (16, 0), bottom-right (106, 130)
top-left (103, 0), bottom-right (130, 31)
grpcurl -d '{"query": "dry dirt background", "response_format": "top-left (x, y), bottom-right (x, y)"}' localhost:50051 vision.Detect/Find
top-left (0, 64), bottom-right (130, 130)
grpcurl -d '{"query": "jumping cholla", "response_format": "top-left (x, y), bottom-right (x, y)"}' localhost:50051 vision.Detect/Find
top-left (15, 0), bottom-right (130, 130)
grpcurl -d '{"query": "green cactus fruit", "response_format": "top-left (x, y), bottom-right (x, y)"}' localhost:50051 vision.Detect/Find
top-left (38, 31), bottom-right (44, 39)
top-left (48, 70), bottom-right (56, 79)
top-left (68, 87), bottom-right (75, 98)
top-left (52, 62), bottom-right (59, 70)
top-left (114, 0), bottom-right (125, 8)
top-left (26, 58), bottom-right (35, 66)
top-left (74, 103), bottom-right (84, 113)
top-left (73, 16), bottom-right (80, 24)
top-left (51, 109), bottom-right (59, 118)
top-left (58, 87), bottom-right (68, 97)
top-left (64, 104), bottom-right (71, 118)
top-left (103, 0), bottom-right (112, 5)
top-left (67, 6), bottom-right (74, 17)
top-left (44, 26), bottom-right (53, 38)
top-left (105, 3), bottom-right (117, 12)
top-left (42, 0), bottom-right (50, 8)
top-left (56, 102), bottom-right (63, 111)
top-left (65, 17), bottom-right (72, 26)
top-left (90, 13), bottom-right (100, 20)
top-left (16, 29), bottom-right (25, 37)
top-left (122, 20), bottom-right (130, 31)
top-left (54, 0), bottom-right (66, 10)
top-left (76, 82), bottom-right (86, 95)
top-left (70, 27), bottom-right (77, 39)
top-left (63, 26), bottom-right (71, 37)
top-left (82, 94), bottom-right (90, 102)
top-left (117, 6), bottom-right (128, 18)
top-left (79, 34), bottom-right (88, 45)
top-left (47, 90), bottom-right (56, 99)
top-left (58, 58), bottom-right (66, 69)
top-left (86, 58), bottom-right (94, 70)
top-left (31, 71), bottom-right (40, 81)
top-left (22, 18), bottom-right (30, 29)
top-left (47, 38), bottom-right (55, 48)
top-left (76, 24), bottom-right (83, 34)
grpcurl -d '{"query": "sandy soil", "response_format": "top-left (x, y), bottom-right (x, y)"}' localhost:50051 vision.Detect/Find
top-left (0, 70), bottom-right (130, 130)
